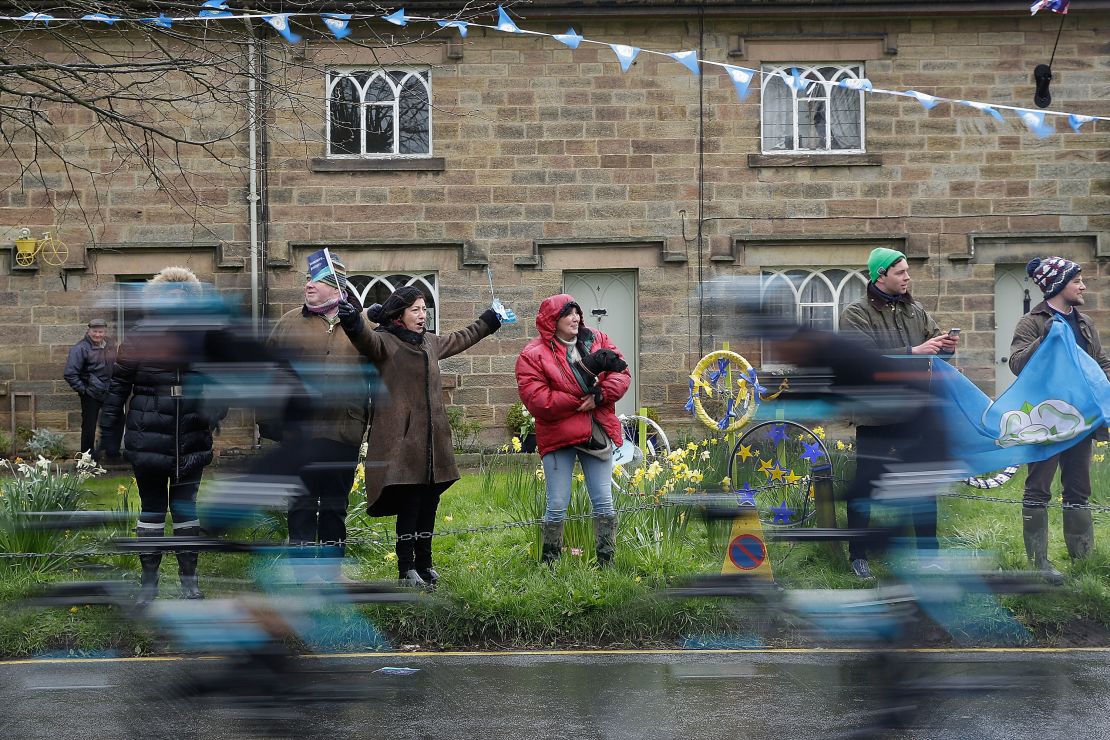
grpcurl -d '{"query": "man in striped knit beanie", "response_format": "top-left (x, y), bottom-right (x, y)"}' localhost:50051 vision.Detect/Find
top-left (1009, 256), bottom-right (1110, 584)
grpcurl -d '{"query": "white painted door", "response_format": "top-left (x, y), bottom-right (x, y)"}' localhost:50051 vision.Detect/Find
top-left (994, 264), bottom-right (1034, 397)
top-left (563, 271), bottom-right (638, 417)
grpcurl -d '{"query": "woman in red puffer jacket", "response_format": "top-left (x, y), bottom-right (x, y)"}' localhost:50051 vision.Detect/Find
top-left (515, 294), bottom-right (631, 567)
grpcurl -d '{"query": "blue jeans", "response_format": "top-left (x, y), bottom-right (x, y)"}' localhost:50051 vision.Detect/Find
top-left (541, 447), bottom-right (615, 522)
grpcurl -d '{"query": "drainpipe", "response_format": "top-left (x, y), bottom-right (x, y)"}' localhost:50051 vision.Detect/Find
top-left (247, 31), bottom-right (261, 332)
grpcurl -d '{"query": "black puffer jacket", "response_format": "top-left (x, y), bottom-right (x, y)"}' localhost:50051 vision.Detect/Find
top-left (99, 333), bottom-right (222, 478)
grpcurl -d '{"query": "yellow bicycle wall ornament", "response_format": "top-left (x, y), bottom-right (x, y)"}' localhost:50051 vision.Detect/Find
top-left (14, 228), bottom-right (69, 267)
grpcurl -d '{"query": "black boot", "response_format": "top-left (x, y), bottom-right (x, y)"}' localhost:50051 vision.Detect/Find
top-left (1022, 506), bottom-right (1064, 586)
top-left (417, 567), bottom-right (440, 590)
top-left (1062, 506), bottom-right (1094, 560)
top-left (540, 521), bottom-right (564, 565)
top-left (594, 515), bottom-right (617, 569)
top-left (398, 569), bottom-right (428, 588)
top-left (135, 527), bottom-right (163, 606)
top-left (174, 525), bottom-right (203, 599)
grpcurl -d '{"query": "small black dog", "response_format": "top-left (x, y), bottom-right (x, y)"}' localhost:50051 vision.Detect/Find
top-left (574, 349), bottom-right (628, 405)
top-left (579, 348), bottom-right (628, 375)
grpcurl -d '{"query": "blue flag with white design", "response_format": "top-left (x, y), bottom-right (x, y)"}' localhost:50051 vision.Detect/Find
top-left (610, 44), bottom-right (640, 72)
top-left (495, 5), bottom-right (521, 33)
top-left (931, 321), bottom-right (1110, 475)
top-left (724, 65), bottom-right (755, 101)
top-left (554, 27), bottom-right (582, 49)
top-left (265, 14), bottom-right (301, 44)
top-left (322, 13), bottom-right (352, 39)
top-left (905, 90), bottom-right (940, 109)
top-left (1018, 108), bottom-right (1055, 138)
top-left (199, 0), bottom-right (232, 19)
top-left (669, 50), bottom-right (700, 75)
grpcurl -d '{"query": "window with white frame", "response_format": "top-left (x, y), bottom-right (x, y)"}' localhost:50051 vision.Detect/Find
top-left (760, 64), bottom-right (865, 154)
top-left (761, 267), bottom-right (867, 333)
top-left (327, 69), bottom-right (431, 157)
top-left (346, 273), bottom-right (438, 332)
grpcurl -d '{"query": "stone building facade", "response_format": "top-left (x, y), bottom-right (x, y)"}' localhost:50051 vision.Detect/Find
top-left (1, 0), bottom-right (1107, 452)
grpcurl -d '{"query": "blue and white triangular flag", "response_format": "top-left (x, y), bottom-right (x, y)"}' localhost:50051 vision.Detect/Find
top-left (610, 44), bottom-right (640, 72)
top-left (905, 90), bottom-right (941, 109)
top-left (382, 9), bottom-right (408, 27)
top-left (264, 14), bottom-right (301, 44)
top-left (837, 77), bottom-right (873, 92)
top-left (143, 14), bottom-right (174, 28)
top-left (199, 1), bottom-right (233, 19)
top-left (15, 12), bottom-right (54, 23)
top-left (1018, 109), bottom-right (1054, 138)
top-left (82, 13), bottom-right (119, 24)
top-left (554, 27), bottom-right (582, 49)
top-left (786, 67), bottom-right (808, 93)
top-left (437, 20), bottom-right (468, 37)
top-left (961, 100), bottom-right (1004, 122)
top-left (321, 13), bottom-right (351, 39)
top-left (669, 50), bottom-right (700, 75)
top-left (1068, 113), bottom-right (1094, 133)
top-left (495, 5), bottom-right (521, 33)
top-left (723, 65), bottom-right (755, 101)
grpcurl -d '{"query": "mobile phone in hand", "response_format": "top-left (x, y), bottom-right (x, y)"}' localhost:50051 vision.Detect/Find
top-left (948, 328), bottom-right (961, 337)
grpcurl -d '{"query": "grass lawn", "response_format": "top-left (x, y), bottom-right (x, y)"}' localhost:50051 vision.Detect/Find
top-left (0, 444), bottom-right (1106, 657)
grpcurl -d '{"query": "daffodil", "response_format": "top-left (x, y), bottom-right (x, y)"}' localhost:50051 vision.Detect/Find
top-left (689, 470), bottom-right (704, 483)
top-left (574, 472), bottom-right (585, 483)
top-left (720, 476), bottom-right (731, 490)
top-left (385, 552), bottom-right (397, 561)
top-left (511, 437), bottom-right (523, 453)
top-left (444, 515), bottom-right (453, 522)
top-left (700, 450), bottom-right (711, 461)
top-left (812, 426), bottom-right (826, 440)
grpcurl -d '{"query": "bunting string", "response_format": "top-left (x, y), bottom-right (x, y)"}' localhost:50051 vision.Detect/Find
top-left (2, 4), bottom-right (1106, 134)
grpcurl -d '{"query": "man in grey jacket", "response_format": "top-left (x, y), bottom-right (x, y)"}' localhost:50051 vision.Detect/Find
top-left (1010, 256), bottom-right (1109, 583)
top-left (64, 319), bottom-right (118, 461)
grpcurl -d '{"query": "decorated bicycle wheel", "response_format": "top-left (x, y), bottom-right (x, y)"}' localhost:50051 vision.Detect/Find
top-left (687, 350), bottom-right (762, 433)
top-left (39, 234), bottom-right (68, 266)
top-left (728, 421), bottom-right (830, 527)
top-left (612, 414), bottom-right (671, 491)
top-left (963, 466), bottom-right (1019, 489)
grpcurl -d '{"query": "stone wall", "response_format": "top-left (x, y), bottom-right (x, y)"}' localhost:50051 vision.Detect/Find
top-left (0, 9), bottom-right (1107, 452)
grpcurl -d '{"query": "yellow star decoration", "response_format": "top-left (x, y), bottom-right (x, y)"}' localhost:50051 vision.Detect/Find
top-left (768, 463), bottom-right (787, 482)
top-left (757, 458), bottom-right (774, 475)
top-left (783, 470), bottom-right (803, 486)
top-left (736, 444), bottom-right (755, 462)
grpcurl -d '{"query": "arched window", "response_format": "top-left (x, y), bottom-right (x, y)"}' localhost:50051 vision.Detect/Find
top-left (761, 268), bottom-right (868, 331)
top-left (326, 69), bottom-right (431, 157)
top-left (346, 273), bottom-right (438, 332)
top-left (761, 64), bottom-right (865, 153)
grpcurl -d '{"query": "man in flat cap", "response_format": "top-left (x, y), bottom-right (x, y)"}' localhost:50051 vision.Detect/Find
top-left (64, 319), bottom-right (119, 461)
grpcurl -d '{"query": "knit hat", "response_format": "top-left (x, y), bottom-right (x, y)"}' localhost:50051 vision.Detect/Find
top-left (1027, 256), bottom-right (1081, 299)
top-left (867, 247), bottom-right (907, 283)
top-left (366, 286), bottom-right (424, 325)
top-left (305, 248), bottom-right (348, 290)
top-left (558, 300), bottom-right (583, 320)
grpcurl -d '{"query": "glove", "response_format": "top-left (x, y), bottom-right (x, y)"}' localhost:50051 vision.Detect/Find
top-left (580, 349), bottom-right (627, 375)
top-left (336, 301), bottom-right (362, 332)
top-left (479, 308), bottom-right (502, 333)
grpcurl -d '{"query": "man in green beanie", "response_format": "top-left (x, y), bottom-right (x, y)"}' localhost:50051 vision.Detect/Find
top-left (838, 248), bottom-right (958, 579)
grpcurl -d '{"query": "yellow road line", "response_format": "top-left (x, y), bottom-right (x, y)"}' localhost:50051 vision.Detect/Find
top-left (2, 646), bottom-right (1108, 666)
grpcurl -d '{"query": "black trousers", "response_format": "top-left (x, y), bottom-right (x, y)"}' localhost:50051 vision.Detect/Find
top-left (845, 424), bottom-right (939, 561)
top-left (372, 483), bottom-right (451, 574)
top-left (134, 468), bottom-right (203, 530)
top-left (79, 394), bottom-right (101, 457)
top-left (1024, 432), bottom-right (1094, 508)
top-left (276, 439), bottom-right (359, 548)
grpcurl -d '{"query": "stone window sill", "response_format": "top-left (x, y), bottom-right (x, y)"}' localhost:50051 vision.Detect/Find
top-left (309, 157), bottom-right (445, 173)
top-left (747, 153), bottom-right (882, 168)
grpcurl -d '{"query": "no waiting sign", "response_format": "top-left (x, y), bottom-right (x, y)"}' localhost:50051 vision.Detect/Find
top-left (728, 533), bottom-right (767, 571)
